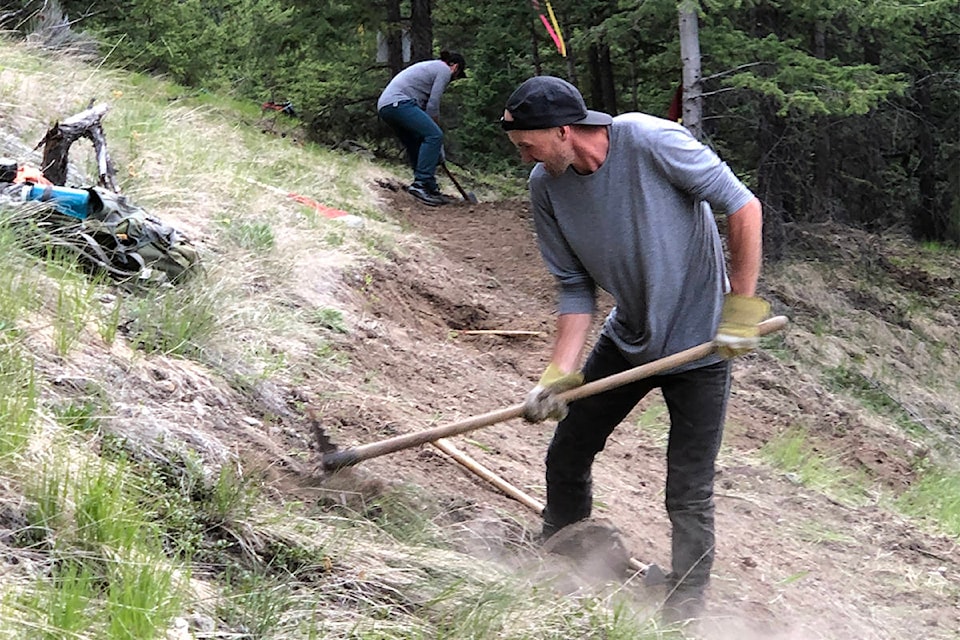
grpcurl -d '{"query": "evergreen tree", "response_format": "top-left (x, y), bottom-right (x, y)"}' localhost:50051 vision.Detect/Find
top-left (22, 0), bottom-right (958, 245)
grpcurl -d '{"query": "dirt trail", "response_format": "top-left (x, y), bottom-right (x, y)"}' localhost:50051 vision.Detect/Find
top-left (313, 183), bottom-right (959, 640)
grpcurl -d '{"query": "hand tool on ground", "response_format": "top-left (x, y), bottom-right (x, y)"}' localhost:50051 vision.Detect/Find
top-left (319, 315), bottom-right (788, 471)
top-left (440, 162), bottom-right (478, 204)
top-left (430, 438), bottom-right (545, 513)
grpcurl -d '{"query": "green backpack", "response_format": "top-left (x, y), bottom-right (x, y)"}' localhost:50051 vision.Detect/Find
top-left (76, 187), bottom-right (201, 284)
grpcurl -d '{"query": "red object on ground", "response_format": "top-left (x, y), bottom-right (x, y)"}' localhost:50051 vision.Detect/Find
top-left (262, 101), bottom-right (297, 116)
top-left (287, 193), bottom-right (349, 219)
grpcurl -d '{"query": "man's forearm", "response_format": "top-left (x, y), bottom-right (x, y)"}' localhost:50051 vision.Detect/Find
top-left (726, 196), bottom-right (763, 296)
top-left (550, 313), bottom-right (593, 372)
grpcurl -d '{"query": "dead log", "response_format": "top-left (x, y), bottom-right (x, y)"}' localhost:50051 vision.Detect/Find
top-left (33, 102), bottom-right (119, 192)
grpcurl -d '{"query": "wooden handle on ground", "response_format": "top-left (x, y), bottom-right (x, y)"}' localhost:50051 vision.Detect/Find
top-left (431, 438), bottom-right (545, 513)
top-left (322, 315), bottom-right (788, 471)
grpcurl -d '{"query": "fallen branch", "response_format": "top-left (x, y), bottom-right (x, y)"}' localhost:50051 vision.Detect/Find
top-left (461, 329), bottom-right (545, 337)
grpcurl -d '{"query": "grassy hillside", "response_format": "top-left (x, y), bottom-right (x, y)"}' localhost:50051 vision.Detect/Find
top-left (0, 39), bottom-right (957, 640)
top-left (0, 40), bottom-right (670, 640)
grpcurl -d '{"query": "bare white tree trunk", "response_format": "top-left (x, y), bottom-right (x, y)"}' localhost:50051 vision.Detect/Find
top-left (678, 2), bottom-right (703, 140)
top-left (35, 103), bottom-right (119, 192)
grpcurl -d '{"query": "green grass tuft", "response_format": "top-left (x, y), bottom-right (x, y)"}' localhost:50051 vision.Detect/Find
top-left (760, 428), bottom-right (868, 506)
top-left (897, 463), bottom-right (960, 537)
top-left (823, 365), bottom-right (925, 435)
top-left (0, 347), bottom-right (36, 459)
top-left (126, 281), bottom-right (220, 356)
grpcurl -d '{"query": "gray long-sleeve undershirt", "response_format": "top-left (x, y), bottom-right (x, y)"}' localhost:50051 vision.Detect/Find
top-left (377, 60), bottom-right (452, 118)
top-left (529, 113), bottom-right (755, 370)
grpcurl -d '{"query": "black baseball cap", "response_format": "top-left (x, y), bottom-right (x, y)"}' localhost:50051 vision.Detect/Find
top-left (502, 76), bottom-right (612, 131)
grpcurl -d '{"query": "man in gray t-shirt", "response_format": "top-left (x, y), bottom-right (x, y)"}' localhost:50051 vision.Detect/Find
top-left (378, 51), bottom-right (467, 207)
top-left (501, 76), bottom-right (769, 625)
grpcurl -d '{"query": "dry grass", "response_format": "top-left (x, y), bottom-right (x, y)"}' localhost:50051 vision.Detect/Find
top-left (764, 225), bottom-right (960, 457)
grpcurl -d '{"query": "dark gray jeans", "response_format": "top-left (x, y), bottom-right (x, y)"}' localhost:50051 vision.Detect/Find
top-left (543, 333), bottom-right (731, 598)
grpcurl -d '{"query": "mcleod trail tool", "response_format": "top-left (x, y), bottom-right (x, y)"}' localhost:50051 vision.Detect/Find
top-left (320, 315), bottom-right (788, 471)
top-left (440, 162), bottom-right (478, 204)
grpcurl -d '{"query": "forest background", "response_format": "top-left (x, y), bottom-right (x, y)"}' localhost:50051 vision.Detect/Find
top-left (5, 0), bottom-right (958, 253)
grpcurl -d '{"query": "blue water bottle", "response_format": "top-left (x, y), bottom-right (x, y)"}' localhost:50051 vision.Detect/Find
top-left (26, 184), bottom-right (90, 219)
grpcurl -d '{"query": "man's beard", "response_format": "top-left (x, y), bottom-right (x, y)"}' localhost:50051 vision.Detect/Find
top-left (542, 149), bottom-right (574, 177)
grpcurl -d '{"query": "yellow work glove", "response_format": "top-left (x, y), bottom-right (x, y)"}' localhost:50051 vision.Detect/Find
top-left (714, 294), bottom-right (771, 359)
top-left (523, 362), bottom-right (585, 423)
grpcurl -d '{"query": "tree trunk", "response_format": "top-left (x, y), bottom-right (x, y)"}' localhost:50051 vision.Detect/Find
top-left (384, 0), bottom-right (403, 75)
top-left (812, 20), bottom-right (833, 220)
top-left (588, 44), bottom-right (602, 108)
top-left (530, 18), bottom-right (542, 76)
top-left (910, 77), bottom-right (939, 241)
top-left (587, 43), bottom-right (617, 114)
top-left (35, 103), bottom-right (119, 192)
top-left (678, 2), bottom-right (702, 140)
top-left (599, 44), bottom-right (616, 115)
top-left (861, 27), bottom-right (881, 66)
top-left (756, 98), bottom-right (787, 261)
top-left (409, 0), bottom-right (433, 63)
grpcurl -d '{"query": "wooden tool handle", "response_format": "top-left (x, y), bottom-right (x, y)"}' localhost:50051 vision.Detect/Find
top-left (322, 315), bottom-right (788, 470)
top-left (441, 162), bottom-right (471, 201)
top-left (431, 438), bottom-right (545, 513)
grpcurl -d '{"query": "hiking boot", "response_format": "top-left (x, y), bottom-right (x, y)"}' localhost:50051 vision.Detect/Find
top-left (421, 184), bottom-right (460, 205)
top-left (406, 182), bottom-right (445, 207)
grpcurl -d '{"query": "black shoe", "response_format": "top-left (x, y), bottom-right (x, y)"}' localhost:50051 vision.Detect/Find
top-left (406, 183), bottom-right (445, 206)
top-left (422, 182), bottom-right (461, 203)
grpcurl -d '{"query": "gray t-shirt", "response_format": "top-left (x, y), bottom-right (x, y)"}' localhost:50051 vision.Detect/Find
top-left (529, 113), bottom-right (755, 370)
top-left (377, 60), bottom-right (452, 118)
